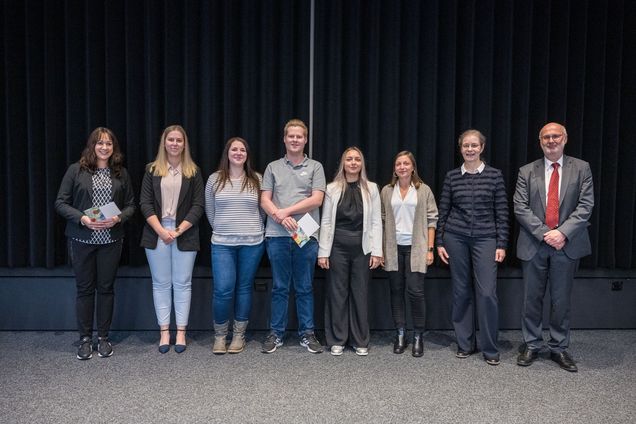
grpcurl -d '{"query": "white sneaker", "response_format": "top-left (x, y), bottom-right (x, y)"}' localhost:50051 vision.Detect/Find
top-left (330, 345), bottom-right (344, 356)
top-left (354, 346), bottom-right (369, 356)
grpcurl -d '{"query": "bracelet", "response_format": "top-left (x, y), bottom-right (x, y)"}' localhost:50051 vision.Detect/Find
top-left (428, 247), bottom-right (434, 252)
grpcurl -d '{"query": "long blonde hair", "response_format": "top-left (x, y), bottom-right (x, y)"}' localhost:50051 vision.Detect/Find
top-left (147, 125), bottom-right (198, 178)
top-left (332, 147), bottom-right (371, 199)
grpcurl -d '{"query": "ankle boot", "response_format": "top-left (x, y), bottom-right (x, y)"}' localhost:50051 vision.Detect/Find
top-left (213, 322), bottom-right (229, 355)
top-left (227, 320), bottom-right (248, 354)
top-left (393, 328), bottom-right (407, 354)
top-left (412, 331), bottom-right (424, 357)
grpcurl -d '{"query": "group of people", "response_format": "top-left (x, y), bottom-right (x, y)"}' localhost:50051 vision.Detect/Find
top-left (55, 119), bottom-right (594, 373)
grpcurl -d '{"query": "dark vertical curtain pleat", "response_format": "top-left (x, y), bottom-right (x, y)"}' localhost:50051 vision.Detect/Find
top-left (0, 0), bottom-right (634, 268)
top-left (312, 0), bottom-right (636, 268)
top-left (617, 1), bottom-right (636, 268)
top-left (0, 0), bottom-right (309, 267)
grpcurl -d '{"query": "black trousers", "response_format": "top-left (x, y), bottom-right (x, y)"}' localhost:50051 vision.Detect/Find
top-left (324, 228), bottom-right (370, 348)
top-left (387, 244), bottom-right (426, 331)
top-left (69, 239), bottom-right (123, 338)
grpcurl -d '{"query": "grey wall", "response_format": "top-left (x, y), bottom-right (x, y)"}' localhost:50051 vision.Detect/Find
top-left (1, 267), bottom-right (634, 331)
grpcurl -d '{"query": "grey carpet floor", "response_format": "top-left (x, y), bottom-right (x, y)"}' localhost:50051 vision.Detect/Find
top-left (1, 330), bottom-right (635, 424)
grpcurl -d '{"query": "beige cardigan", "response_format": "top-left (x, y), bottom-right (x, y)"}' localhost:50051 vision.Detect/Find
top-left (381, 183), bottom-right (438, 273)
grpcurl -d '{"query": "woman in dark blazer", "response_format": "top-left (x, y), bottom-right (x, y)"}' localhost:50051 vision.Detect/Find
top-left (140, 125), bottom-right (204, 353)
top-left (55, 127), bottom-right (135, 360)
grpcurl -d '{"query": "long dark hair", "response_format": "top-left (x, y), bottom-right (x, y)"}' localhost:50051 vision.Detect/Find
top-left (213, 137), bottom-right (260, 193)
top-left (79, 127), bottom-right (124, 177)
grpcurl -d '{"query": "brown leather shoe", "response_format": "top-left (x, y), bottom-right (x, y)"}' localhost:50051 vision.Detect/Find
top-left (517, 347), bottom-right (539, 366)
top-left (550, 351), bottom-right (578, 372)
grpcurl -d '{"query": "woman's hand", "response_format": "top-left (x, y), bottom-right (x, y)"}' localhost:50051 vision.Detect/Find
top-left (495, 248), bottom-right (506, 263)
top-left (159, 228), bottom-right (176, 244)
top-left (317, 257), bottom-right (329, 269)
top-left (369, 255), bottom-right (382, 269)
top-left (437, 246), bottom-right (449, 265)
top-left (426, 251), bottom-right (434, 266)
top-left (81, 215), bottom-right (119, 231)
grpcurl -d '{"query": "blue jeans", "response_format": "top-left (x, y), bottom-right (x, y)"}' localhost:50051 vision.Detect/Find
top-left (211, 242), bottom-right (265, 324)
top-left (145, 219), bottom-right (197, 327)
top-left (266, 237), bottom-right (318, 337)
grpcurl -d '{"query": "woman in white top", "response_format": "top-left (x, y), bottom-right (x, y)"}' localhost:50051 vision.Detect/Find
top-left (205, 137), bottom-right (265, 354)
top-left (318, 147), bottom-right (382, 356)
top-left (380, 151), bottom-right (438, 357)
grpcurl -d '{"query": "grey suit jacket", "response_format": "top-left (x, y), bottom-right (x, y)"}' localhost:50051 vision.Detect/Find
top-left (513, 155), bottom-right (594, 261)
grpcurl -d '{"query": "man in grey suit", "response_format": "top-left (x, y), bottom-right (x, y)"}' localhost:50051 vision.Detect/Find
top-left (513, 122), bottom-right (594, 372)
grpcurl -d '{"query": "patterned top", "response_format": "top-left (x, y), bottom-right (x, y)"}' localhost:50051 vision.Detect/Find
top-left (436, 165), bottom-right (508, 249)
top-left (205, 172), bottom-right (264, 246)
top-left (75, 168), bottom-right (115, 244)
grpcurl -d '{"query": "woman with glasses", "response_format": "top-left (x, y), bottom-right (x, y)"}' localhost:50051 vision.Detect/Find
top-left (436, 129), bottom-right (508, 365)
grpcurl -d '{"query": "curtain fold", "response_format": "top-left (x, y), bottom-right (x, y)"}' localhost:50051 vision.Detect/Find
top-left (0, 0), bottom-right (634, 268)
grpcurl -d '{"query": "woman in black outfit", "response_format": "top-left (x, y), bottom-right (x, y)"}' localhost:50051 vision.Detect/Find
top-left (55, 127), bottom-right (135, 360)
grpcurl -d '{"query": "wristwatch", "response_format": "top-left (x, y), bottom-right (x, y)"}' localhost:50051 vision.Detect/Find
top-left (428, 247), bottom-right (434, 252)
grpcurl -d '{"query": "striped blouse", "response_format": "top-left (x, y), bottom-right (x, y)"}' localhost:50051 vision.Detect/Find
top-left (436, 165), bottom-right (509, 249)
top-left (205, 172), bottom-right (264, 246)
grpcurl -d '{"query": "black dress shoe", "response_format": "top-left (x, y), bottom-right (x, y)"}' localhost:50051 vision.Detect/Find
top-left (517, 348), bottom-right (539, 366)
top-left (393, 328), bottom-right (407, 354)
top-left (456, 349), bottom-right (475, 359)
top-left (412, 332), bottom-right (424, 357)
top-left (550, 351), bottom-right (578, 372)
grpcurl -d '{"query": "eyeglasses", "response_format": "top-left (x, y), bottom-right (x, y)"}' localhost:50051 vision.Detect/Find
top-left (541, 133), bottom-right (564, 141)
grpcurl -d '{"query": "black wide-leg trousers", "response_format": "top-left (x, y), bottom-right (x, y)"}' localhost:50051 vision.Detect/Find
top-left (324, 228), bottom-right (370, 348)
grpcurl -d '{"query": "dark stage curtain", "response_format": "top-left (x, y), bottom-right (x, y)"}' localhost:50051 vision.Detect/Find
top-left (1, 0), bottom-right (310, 267)
top-left (1, 0), bottom-right (634, 269)
top-left (312, 0), bottom-right (636, 269)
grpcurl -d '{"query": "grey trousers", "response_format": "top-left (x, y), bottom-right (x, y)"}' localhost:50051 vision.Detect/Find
top-left (521, 242), bottom-right (578, 353)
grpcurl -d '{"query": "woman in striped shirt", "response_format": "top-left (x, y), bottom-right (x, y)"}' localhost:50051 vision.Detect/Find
top-left (205, 137), bottom-right (265, 354)
top-left (436, 129), bottom-right (509, 366)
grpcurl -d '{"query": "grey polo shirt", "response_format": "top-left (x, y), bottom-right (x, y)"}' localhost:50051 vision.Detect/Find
top-left (262, 155), bottom-right (326, 238)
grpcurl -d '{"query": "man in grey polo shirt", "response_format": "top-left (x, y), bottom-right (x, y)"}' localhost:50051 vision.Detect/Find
top-left (260, 118), bottom-right (326, 354)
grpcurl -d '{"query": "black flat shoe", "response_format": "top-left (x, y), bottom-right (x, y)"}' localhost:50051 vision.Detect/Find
top-left (485, 356), bottom-right (500, 366)
top-left (517, 347), bottom-right (539, 366)
top-left (550, 351), bottom-right (578, 372)
top-left (456, 350), bottom-right (475, 359)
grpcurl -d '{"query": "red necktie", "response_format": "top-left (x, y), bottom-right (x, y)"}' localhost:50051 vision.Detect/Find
top-left (546, 162), bottom-right (560, 229)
